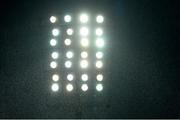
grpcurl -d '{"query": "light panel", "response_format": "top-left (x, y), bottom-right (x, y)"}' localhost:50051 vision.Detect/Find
top-left (51, 52), bottom-right (59, 59)
top-left (96, 74), bottom-right (103, 81)
top-left (95, 28), bottom-right (103, 36)
top-left (96, 15), bottom-right (104, 23)
top-left (80, 38), bottom-right (89, 47)
top-left (67, 74), bottom-right (74, 81)
top-left (52, 28), bottom-right (59, 36)
top-left (81, 51), bottom-right (88, 59)
top-left (50, 61), bottom-right (57, 69)
top-left (51, 83), bottom-right (59, 92)
top-left (50, 16), bottom-right (57, 23)
top-left (50, 39), bottom-right (57, 46)
top-left (81, 84), bottom-right (88, 91)
top-left (65, 61), bottom-right (72, 68)
top-left (96, 51), bottom-right (103, 59)
top-left (80, 14), bottom-right (89, 23)
top-left (64, 38), bottom-right (71, 46)
top-left (96, 84), bottom-right (103, 91)
top-left (66, 84), bottom-right (73, 92)
top-left (81, 74), bottom-right (88, 81)
top-left (96, 38), bottom-right (104, 48)
top-left (66, 51), bottom-right (74, 59)
top-left (66, 28), bottom-right (73, 35)
top-left (96, 60), bottom-right (103, 68)
top-left (64, 15), bottom-right (72, 22)
top-left (52, 74), bottom-right (59, 82)
top-left (80, 27), bottom-right (89, 36)
top-left (80, 60), bottom-right (88, 69)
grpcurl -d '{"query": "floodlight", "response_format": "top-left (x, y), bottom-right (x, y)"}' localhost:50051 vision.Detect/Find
top-left (50, 61), bottom-right (57, 69)
top-left (65, 61), bottom-right (72, 68)
top-left (66, 84), bottom-right (73, 92)
top-left (95, 28), bottom-right (103, 36)
top-left (81, 84), bottom-right (88, 91)
top-left (96, 74), bottom-right (103, 81)
top-left (80, 27), bottom-right (89, 36)
top-left (96, 51), bottom-right (103, 59)
top-left (50, 39), bottom-right (57, 46)
top-left (67, 74), bottom-right (74, 81)
top-left (64, 38), bottom-right (71, 46)
top-left (52, 74), bottom-right (59, 82)
top-left (96, 84), bottom-right (103, 91)
top-left (80, 60), bottom-right (88, 69)
top-left (66, 51), bottom-right (73, 59)
top-left (52, 28), bottom-right (59, 36)
top-left (50, 16), bottom-right (57, 23)
top-left (80, 38), bottom-right (89, 47)
top-left (96, 38), bottom-right (104, 48)
top-left (81, 51), bottom-right (88, 59)
top-left (66, 28), bottom-right (73, 35)
top-left (80, 14), bottom-right (88, 23)
top-left (96, 15), bottom-right (104, 23)
top-left (51, 52), bottom-right (59, 59)
top-left (81, 74), bottom-right (88, 81)
top-left (64, 15), bottom-right (71, 22)
top-left (51, 83), bottom-right (59, 92)
top-left (96, 60), bottom-right (103, 68)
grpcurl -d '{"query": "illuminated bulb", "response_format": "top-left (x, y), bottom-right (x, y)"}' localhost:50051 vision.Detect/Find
top-left (51, 52), bottom-right (59, 59)
top-left (64, 39), bottom-right (71, 46)
top-left (65, 61), bottom-right (72, 68)
top-left (81, 74), bottom-right (88, 81)
top-left (50, 39), bottom-right (57, 46)
top-left (50, 16), bottom-right (57, 23)
top-left (80, 60), bottom-right (88, 69)
top-left (64, 15), bottom-right (71, 22)
top-left (81, 84), bottom-right (88, 91)
top-left (52, 28), bottom-right (59, 36)
top-left (52, 74), bottom-right (59, 82)
top-left (80, 14), bottom-right (88, 23)
top-left (50, 61), bottom-right (57, 69)
top-left (66, 84), bottom-right (73, 92)
top-left (81, 51), bottom-right (88, 59)
top-left (66, 28), bottom-right (73, 35)
top-left (96, 38), bottom-right (104, 48)
top-left (96, 84), bottom-right (103, 91)
top-left (80, 38), bottom-right (89, 47)
top-left (96, 61), bottom-right (103, 68)
top-left (67, 74), bottom-right (74, 81)
top-left (96, 51), bottom-right (103, 59)
top-left (51, 83), bottom-right (59, 92)
top-left (96, 74), bottom-right (103, 81)
top-left (96, 15), bottom-right (104, 23)
top-left (66, 51), bottom-right (73, 59)
top-left (80, 27), bottom-right (89, 36)
top-left (95, 28), bottom-right (103, 36)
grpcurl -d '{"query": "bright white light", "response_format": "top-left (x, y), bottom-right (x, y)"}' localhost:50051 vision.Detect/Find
top-left (96, 38), bottom-right (104, 48)
top-left (51, 52), bottom-right (59, 59)
top-left (95, 28), bottom-right (103, 36)
top-left (81, 74), bottom-right (88, 81)
top-left (80, 60), bottom-right (88, 69)
top-left (80, 38), bottom-right (89, 47)
top-left (66, 51), bottom-right (73, 59)
top-left (80, 14), bottom-right (88, 23)
top-left (52, 74), bottom-right (59, 82)
top-left (64, 15), bottom-right (71, 22)
top-left (65, 61), bottom-right (72, 68)
top-left (96, 84), bottom-right (103, 91)
top-left (52, 28), bottom-right (59, 36)
top-left (96, 15), bottom-right (104, 23)
top-left (50, 61), bottom-right (57, 69)
top-left (50, 16), bottom-right (57, 23)
top-left (64, 39), bottom-right (71, 46)
top-left (81, 84), bottom-right (88, 91)
top-left (66, 84), bottom-right (73, 92)
top-left (67, 74), bottom-right (74, 81)
top-left (81, 51), bottom-right (88, 59)
top-left (96, 60), bottom-right (103, 68)
top-left (80, 27), bottom-right (89, 36)
top-left (66, 28), bottom-right (73, 35)
top-left (96, 51), bottom-right (103, 59)
top-left (51, 83), bottom-right (59, 92)
top-left (96, 74), bottom-right (103, 81)
top-left (50, 39), bottom-right (57, 46)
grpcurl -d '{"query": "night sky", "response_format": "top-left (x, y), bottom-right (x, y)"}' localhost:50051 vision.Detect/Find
top-left (0, 0), bottom-right (179, 118)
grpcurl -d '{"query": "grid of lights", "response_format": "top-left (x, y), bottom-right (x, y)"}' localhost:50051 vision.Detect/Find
top-left (49, 13), bottom-right (105, 92)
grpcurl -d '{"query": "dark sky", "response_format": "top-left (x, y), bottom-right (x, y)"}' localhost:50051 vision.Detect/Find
top-left (0, 0), bottom-right (179, 118)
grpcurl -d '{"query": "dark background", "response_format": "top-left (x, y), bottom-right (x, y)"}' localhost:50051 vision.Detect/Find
top-left (0, 0), bottom-right (179, 118)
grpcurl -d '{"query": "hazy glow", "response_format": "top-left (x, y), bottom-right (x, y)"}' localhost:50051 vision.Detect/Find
top-left (66, 84), bottom-right (73, 92)
top-left (96, 60), bottom-right (103, 68)
top-left (50, 16), bottom-right (57, 23)
top-left (50, 39), bottom-right (57, 46)
top-left (65, 61), bottom-right (72, 68)
top-left (80, 27), bottom-right (89, 36)
top-left (96, 15), bottom-right (104, 23)
top-left (81, 84), bottom-right (88, 91)
top-left (81, 74), bottom-right (88, 81)
top-left (81, 51), bottom-right (88, 59)
top-left (80, 14), bottom-right (88, 23)
top-left (64, 15), bottom-right (71, 22)
top-left (66, 51), bottom-right (73, 59)
top-left (51, 83), bottom-right (59, 92)
top-left (52, 74), bottom-right (59, 82)
top-left (67, 74), bottom-right (74, 81)
top-left (50, 61), bottom-right (57, 69)
top-left (96, 38), bottom-right (104, 48)
top-left (96, 51), bottom-right (103, 59)
top-left (66, 28), bottom-right (73, 35)
top-left (96, 84), bottom-right (103, 91)
top-left (95, 28), bottom-right (103, 36)
top-left (51, 52), bottom-right (59, 59)
top-left (52, 28), bottom-right (59, 36)
top-left (80, 38), bottom-right (89, 47)
top-left (96, 74), bottom-right (103, 81)
top-left (80, 60), bottom-right (88, 69)
top-left (64, 39), bottom-right (71, 46)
